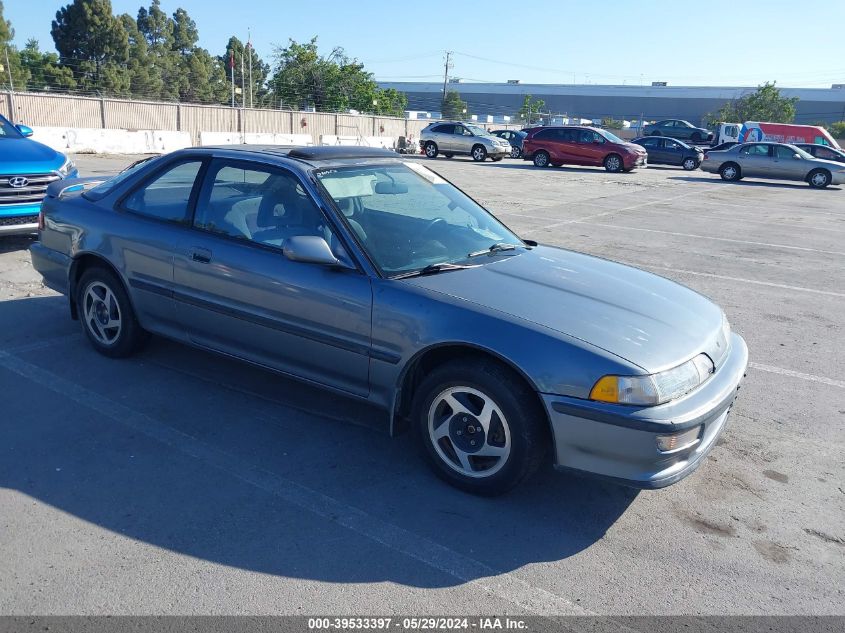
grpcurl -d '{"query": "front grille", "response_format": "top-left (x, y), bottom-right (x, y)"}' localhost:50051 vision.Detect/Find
top-left (0, 214), bottom-right (38, 226)
top-left (0, 173), bottom-right (60, 206)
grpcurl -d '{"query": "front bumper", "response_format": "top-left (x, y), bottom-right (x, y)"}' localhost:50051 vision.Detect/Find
top-left (543, 332), bottom-right (748, 489)
top-left (488, 145), bottom-right (511, 156)
top-left (0, 203), bottom-right (41, 235)
top-left (624, 154), bottom-right (648, 169)
top-left (830, 172), bottom-right (845, 185)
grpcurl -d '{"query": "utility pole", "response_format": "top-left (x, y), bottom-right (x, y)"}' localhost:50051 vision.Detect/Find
top-left (241, 50), bottom-right (245, 109)
top-left (247, 29), bottom-right (253, 108)
top-left (441, 51), bottom-right (452, 104)
top-left (229, 49), bottom-right (235, 108)
top-left (4, 47), bottom-right (15, 123)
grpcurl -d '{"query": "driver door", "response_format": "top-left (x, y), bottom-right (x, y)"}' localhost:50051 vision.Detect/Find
top-left (173, 158), bottom-right (373, 397)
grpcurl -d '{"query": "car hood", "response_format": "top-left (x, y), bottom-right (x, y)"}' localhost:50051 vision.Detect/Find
top-left (405, 245), bottom-right (724, 373)
top-left (0, 137), bottom-right (65, 174)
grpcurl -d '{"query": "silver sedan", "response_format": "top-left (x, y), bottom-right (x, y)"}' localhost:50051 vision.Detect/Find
top-left (700, 142), bottom-right (845, 188)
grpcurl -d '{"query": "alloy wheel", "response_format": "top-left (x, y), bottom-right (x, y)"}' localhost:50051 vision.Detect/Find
top-left (82, 281), bottom-right (122, 346)
top-left (427, 386), bottom-right (511, 478)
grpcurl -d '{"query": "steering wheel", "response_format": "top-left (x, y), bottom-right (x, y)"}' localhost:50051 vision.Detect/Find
top-left (420, 217), bottom-right (449, 239)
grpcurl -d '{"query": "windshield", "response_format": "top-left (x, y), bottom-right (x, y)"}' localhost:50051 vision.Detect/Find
top-left (600, 129), bottom-right (626, 144)
top-left (464, 124), bottom-right (490, 136)
top-left (83, 156), bottom-right (163, 201)
top-left (0, 116), bottom-right (23, 139)
top-left (316, 162), bottom-right (523, 276)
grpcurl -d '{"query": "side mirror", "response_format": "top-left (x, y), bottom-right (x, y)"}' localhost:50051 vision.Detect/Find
top-left (16, 124), bottom-right (34, 137)
top-left (282, 235), bottom-right (350, 268)
top-left (793, 153), bottom-right (801, 160)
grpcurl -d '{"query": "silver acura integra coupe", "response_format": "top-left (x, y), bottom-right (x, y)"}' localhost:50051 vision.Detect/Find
top-left (30, 146), bottom-right (747, 495)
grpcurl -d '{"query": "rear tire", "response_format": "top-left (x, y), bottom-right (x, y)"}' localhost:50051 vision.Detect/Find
top-left (604, 153), bottom-right (623, 172)
top-left (77, 267), bottom-right (147, 358)
top-left (424, 142), bottom-right (438, 159)
top-left (650, 130), bottom-right (662, 136)
top-left (533, 151), bottom-right (550, 168)
top-left (719, 162), bottom-right (741, 181)
top-left (471, 145), bottom-right (488, 162)
top-left (444, 153), bottom-right (454, 159)
top-left (412, 359), bottom-right (548, 496)
top-left (808, 169), bottom-right (831, 189)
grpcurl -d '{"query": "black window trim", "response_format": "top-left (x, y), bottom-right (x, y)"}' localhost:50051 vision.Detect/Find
top-left (115, 154), bottom-right (210, 226)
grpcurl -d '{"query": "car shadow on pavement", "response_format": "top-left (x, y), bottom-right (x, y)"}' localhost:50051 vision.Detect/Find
top-left (0, 295), bottom-right (638, 589)
top-left (0, 234), bottom-right (36, 255)
top-left (669, 175), bottom-right (843, 190)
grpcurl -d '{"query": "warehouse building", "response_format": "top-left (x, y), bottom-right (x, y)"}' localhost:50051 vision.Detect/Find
top-left (377, 82), bottom-right (845, 125)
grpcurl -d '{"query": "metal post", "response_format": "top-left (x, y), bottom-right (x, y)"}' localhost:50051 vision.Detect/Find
top-left (5, 47), bottom-right (16, 123)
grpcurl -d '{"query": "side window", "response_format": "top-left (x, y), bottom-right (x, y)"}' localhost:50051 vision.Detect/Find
top-left (194, 160), bottom-right (334, 249)
top-left (459, 126), bottom-right (473, 136)
top-left (559, 129), bottom-right (577, 142)
top-left (663, 121), bottom-right (675, 128)
top-left (639, 138), bottom-right (659, 148)
top-left (741, 144), bottom-right (770, 157)
top-left (816, 147), bottom-right (836, 159)
top-left (432, 124), bottom-right (453, 134)
top-left (774, 145), bottom-right (798, 159)
top-left (122, 160), bottom-right (203, 223)
top-left (534, 129), bottom-right (555, 140)
top-left (665, 140), bottom-right (680, 150)
top-left (578, 130), bottom-right (601, 143)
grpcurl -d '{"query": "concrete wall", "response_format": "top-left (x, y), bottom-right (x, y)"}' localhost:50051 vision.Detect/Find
top-left (2, 92), bottom-right (422, 146)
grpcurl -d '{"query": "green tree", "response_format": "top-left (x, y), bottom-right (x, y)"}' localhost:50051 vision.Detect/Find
top-left (179, 47), bottom-right (228, 104)
top-left (441, 90), bottom-right (467, 119)
top-left (51, 0), bottom-right (130, 95)
top-left (0, 1), bottom-right (29, 90)
top-left (271, 37), bottom-right (406, 115)
top-left (171, 8), bottom-right (198, 55)
top-left (137, 0), bottom-right (178, 100)
top-left (829, 121), bottom-right (845, 139)
top-left (224, 36), bottom-right (270, 107)
top-left (119, 13), bottom-right (162, 99)
top-left (517, 94), bottom-right (545, 124)
top-left (19, 39), bottom-right (76, 92)
top-left (711, 81), bottom-right (798, 124)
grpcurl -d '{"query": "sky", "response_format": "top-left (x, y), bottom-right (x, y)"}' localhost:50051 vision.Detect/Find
top-left (4, 0), bottom-right (845, 88)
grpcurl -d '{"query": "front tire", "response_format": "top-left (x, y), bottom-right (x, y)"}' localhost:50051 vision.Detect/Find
top-left (491, 155), bottom-right (504, 162)
top-left (77, 267), bottom-right (147, 358)
top-left (682, 157), bottom-right (698, 171)
top-left (471, 145), bottom-right (488, 162)
top-left (604, 153), bottom-right (623, 172)
top-left (808, 169), bottom-right (831, 189)
top-left (412, 359), bottom-right (548, 495)
top-left (720, 162), bottom-right (741, 181)
top-left (533, 151), bottom-right (550, 168)
top-left (424, 142), bottom-right (438, 159)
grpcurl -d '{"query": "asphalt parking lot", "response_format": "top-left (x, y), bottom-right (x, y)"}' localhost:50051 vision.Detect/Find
top-left (1, 153), bottom-right (843, 616)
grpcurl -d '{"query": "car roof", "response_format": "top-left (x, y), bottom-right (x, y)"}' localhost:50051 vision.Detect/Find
top-left (187, 144), bottom-right (404, 168)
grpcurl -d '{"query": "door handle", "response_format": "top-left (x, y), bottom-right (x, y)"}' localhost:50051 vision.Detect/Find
top-left (190, 247), bottom-right (212, 264)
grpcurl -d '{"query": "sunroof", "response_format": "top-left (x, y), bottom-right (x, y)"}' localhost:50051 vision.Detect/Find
top-left (287, 146), bottom-right (399, 160)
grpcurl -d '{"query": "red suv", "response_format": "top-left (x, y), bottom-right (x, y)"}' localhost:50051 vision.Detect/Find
top-left (522, 126), bottom-right (647, 172)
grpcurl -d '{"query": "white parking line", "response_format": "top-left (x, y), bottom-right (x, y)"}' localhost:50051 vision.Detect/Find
top-left (0, 349), bottom-right (592, 616)
top-left (627, 206), bottom-right (845, 233)
top-left (578, 222), bottom-right (845, 256)
top-left (522, 191), bottom-right (701, 234)
top-left (625, 263), bottom-right (845, 298)
top-left (748, 362), bottom-right (845, 389)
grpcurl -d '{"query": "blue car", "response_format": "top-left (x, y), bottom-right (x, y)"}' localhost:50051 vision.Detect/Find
top-left (0, 114), bottom-right (78, 235)
top-left (30, 146), bottom-right (747, 495)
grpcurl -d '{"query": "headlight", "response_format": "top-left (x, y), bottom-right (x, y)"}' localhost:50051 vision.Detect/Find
top-left (58, 157), bottom-right (76, 176)
top-left (590, 354), bottom-right (715, 406)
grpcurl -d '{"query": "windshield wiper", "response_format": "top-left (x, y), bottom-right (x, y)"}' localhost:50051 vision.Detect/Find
top-left (391, 262), bottom-right (475, 280)
top-left (467, 243), bottom-right (522, 258)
